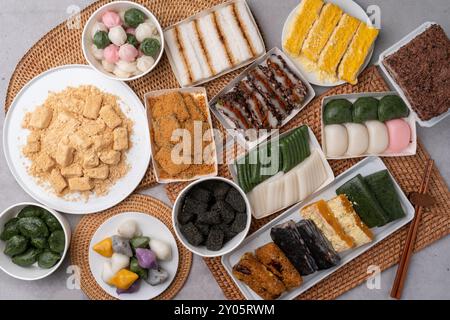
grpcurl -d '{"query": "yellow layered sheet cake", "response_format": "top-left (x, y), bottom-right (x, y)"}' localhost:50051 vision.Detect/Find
top-left (338, 23), bottom-right (379, 84)
top-left (284, 0), bottom-right (324, 57)
top-left (301, 200), bottom-right (354, 252)
top-left (302, 3), bottom-right (343, 62)
top-left (327, 195), bottom-right (374, 247)
top-left (317, 14), bottom-right (360, 75)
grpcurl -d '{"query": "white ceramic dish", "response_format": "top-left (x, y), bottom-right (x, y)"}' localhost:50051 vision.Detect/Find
top-left (82, 1), bottom-right (165, 82)
top-left (3, 65), bottom-right (151, 214)
top-left (145, 87), bottom-right (218, 184)
top-left (378, 21), bottom-right (450, 127)
top-left (172, 177), bottom-right (252, 258)
top-left (164, 0), bottom-right (266, 88)
top-left (209, 47), bottom-right (316, 150)
top-left (0, 202), bottom-right (71, 281)
top-left (228, 125), bottom-right (335, 219)
top-left (88, 212), bottom-right (179, 300)
top-left (321, 92), bottom-right (417, 159)
top-left (281, 0), bottom-right (375, 87)
top-left (222, 156), bottom-right (415, 300)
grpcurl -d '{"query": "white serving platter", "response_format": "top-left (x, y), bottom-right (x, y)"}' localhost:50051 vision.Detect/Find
top-left (378, 21), bottom-right (450, 127)
top-left (2, 65), bottom-right (151, 214)
top-left (321, 92), bottom-right (417, 159)
top-left (144, 87), bottom-right (218, 184)
top-left (209, 47), bottom-right (316, 150)
top-left (228, 125), bottom-right (334, 219)
top-left (281, 0), bottom-right (375, 87)
top-left (88, 212), bottom-right (179, 300)
top-left (164, 0), bottom-right (266, 88)
top-left (222, 156), bottom-right (415, 300)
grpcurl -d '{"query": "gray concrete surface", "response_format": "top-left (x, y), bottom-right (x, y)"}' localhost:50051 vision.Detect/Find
top-left (0, 0), bottom-right (449, 300)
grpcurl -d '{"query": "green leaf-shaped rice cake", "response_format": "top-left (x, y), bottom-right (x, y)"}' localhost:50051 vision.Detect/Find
top-left (336, 174), bottom-right (389, 228)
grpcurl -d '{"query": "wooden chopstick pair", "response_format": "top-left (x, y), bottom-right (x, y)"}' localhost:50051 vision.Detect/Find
top-left (390, 158), bottom-right (434, 299)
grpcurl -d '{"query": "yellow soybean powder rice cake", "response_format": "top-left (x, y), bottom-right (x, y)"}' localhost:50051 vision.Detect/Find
top-left (21, 85), bottom-right (133, 200)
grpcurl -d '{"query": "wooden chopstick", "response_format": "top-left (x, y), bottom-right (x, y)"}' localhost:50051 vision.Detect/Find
top-left (390, 158), bottom-right (434, 299)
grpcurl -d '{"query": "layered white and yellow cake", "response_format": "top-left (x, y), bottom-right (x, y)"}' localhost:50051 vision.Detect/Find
top-left (327, 195), bottom-right (374, 247)
top-left (284, 0), bottom-right (324, 57)
top-left (338, 23), bottom-right (379, 84)
top-left (301, 3), bottom-right (343, 62)
top-left (284, 0), bottom-right (379, 84)
top-left (301, 200), bottom-right (355, 252)
top-left (317, 14), bottom-right (360, 75)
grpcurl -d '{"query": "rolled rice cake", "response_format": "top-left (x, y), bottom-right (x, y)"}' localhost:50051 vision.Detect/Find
top-left (232, 252), bottom-right (286, 300)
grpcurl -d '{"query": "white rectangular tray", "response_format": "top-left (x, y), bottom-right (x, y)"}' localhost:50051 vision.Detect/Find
top-left (163, 0), bottom-right (266, 88)
top-left (378, 21), bottom-right (450, 127)
top-left (222, 156), bottom-right (415, 300)
top-left (321, 91), bottom-right (417, 159)
top-left (209, 47), bottom-right (316, 150)
top-left (228, 125), bottom-right (334, 219)
top-left (144, 87), bottom-right (219, 184)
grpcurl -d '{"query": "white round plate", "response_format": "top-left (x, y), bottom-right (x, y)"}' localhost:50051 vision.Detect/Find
top-left (282, 0), bottom-right (374, 87)
top-left (88, 212), bottom-right (179, 300)
top-left (3, 65), bottom-right (151, 214)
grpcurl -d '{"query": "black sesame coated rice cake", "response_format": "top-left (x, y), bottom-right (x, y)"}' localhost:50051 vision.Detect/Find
top-left (296, 220), bottom-right (340, 270)
top-left (270, 220), bottom-right (318, 276)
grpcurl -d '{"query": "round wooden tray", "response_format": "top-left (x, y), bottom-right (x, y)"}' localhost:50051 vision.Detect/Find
top-left (70, 194), bottom-right (192, 300)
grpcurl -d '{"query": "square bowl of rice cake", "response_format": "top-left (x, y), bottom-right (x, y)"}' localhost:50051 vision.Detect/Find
top-left (164, 0), bottom-right (266, 87)
top-left (145, 87), bottom-right (218, 183)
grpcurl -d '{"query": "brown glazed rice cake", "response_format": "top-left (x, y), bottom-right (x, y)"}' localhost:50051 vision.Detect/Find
top-left (232, 252), bottom-right (286, 300)
top-left (382, 24), bottom-right (450, 121)
top-left (255, 243), bottom-right (303, 290)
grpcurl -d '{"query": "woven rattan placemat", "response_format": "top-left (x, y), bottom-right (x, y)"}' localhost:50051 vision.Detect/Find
top-left (4, 0), bottom-right (450, 300)
top-left (70, 194), bottom-right (192, 300)
top-left (4, 0), bottom-right (238, 190)
top-left (165, 66), bottom-right (450, 300)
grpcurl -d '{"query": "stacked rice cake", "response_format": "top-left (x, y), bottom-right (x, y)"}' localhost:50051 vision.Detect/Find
top-left (165, 0), bottom-right (265, 87)
top-left (301, 195), bottom-right (373, 253)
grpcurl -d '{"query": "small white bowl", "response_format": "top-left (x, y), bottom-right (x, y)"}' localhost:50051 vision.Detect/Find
top-left (172, 177), bottom-right (252, 258)
top-left (0, 202), bottom-right (71, 281)
top-left (82, 1), bottom-right (165, 82)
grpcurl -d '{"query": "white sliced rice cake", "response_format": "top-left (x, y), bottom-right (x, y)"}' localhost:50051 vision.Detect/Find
top-left (233, 0), bottom-right (265, 57)
top-left (164, 28), bottom-right (191, 86)
top-left (196, 13), bottom-right (233, 75)
top-left (215, 4), bottom-right (253, 65)
top-left (181, 21), bottom-right (213, 80)
top-left (177, 24), bottom-right (207, 83)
